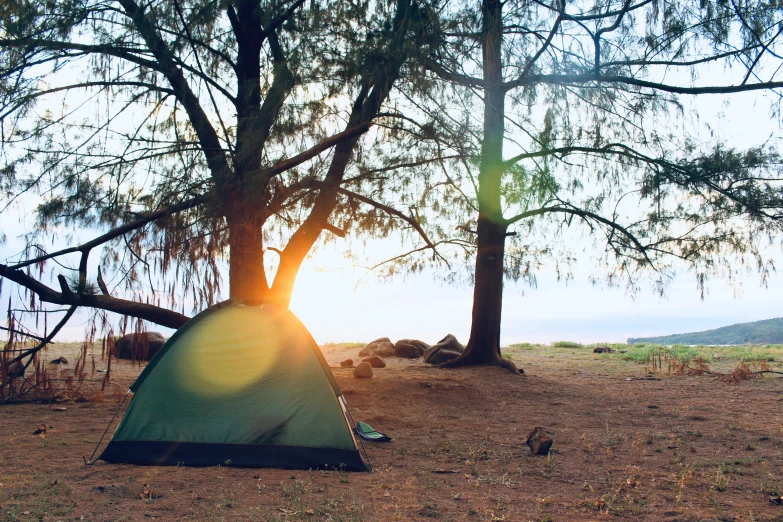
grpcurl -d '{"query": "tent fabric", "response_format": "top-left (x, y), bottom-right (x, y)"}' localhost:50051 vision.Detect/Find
top-left (99, 300), bottom-right (369, 471)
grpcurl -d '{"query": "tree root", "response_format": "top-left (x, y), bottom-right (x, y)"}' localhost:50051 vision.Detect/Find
top-left (440, 353), bottom-right (524, 374)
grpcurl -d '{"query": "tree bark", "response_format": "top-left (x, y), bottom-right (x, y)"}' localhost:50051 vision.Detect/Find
top-left (442, 0), bottom-right (521, 374)
top-left (228, 219), bottom-right (269, 302)
top-left (270, 0), bottom-right (417, 307)
top-left (270, 142), bottom-right (353, 307)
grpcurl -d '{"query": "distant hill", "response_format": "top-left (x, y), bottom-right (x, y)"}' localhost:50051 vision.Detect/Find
top-left (628, 317), bottom-right (783, 345)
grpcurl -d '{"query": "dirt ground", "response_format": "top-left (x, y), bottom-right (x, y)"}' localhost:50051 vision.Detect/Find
top-left (1, 342), bottom-right (782, 521)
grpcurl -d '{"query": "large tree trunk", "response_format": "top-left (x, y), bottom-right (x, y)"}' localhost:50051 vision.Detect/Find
top-left (442, 0), bottom-right (521, 374)
top-left (228, 220), bottom-right (269, 301)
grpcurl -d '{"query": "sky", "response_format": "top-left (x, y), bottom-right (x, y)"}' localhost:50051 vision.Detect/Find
top-left (2, 60), bottom-right (782, 347)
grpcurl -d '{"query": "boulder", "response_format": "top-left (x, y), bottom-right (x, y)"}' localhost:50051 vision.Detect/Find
top-left (353, 362), bottom-right (373, 379)
top-left (359, 337), bottom-right (395, 358)
top-left (340, 359), bottom-right (354, 368)
top-left (361, 356), bottom-right (386, 368)
top-left (424, 334), bottom-right (465, 365)
top-left (113, 332), bottom-right (166, 361)
top-left (394, 339), bottom-right (429, 358)
top-left (525, 427), bottom-right (553, 455)
top-left (4, 360), bottom-right (24, 379)
top-left (593, 346), bottom-right (615, 354)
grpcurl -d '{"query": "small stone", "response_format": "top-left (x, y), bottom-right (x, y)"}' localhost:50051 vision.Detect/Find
top-left (353, 362), bottom-right (373, 379)
top-left (525, 427), bottom-right (553, 455)
top-left (361, 356), bottom-right (386, 368)
top-left (340, 359), bottom-right (354, 368)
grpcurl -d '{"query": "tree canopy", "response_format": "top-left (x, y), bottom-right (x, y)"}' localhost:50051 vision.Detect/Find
top-left (380, 0), bottom-right (783, 371)
top-left (0, 0), bottom-right (441, 371)
top-left (2, 0), bottom-right (783, 377)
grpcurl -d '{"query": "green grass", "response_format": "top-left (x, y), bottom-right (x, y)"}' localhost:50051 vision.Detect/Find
top-left (553, 341), bottom-right (582, 348)
top-left (321, 342), bottom-right (366, 350)
top-left (499, 341), bottom-right (783, 372)
top-left (507, 342), bottom-right (545, 350)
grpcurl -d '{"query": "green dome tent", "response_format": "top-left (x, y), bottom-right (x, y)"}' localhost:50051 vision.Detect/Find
top-left (98, 300), bottom-right (369, 471)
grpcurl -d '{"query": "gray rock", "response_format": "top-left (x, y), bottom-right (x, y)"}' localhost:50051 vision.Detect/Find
top-left (424, 334), bottom-right (465, 364)
top-left (5, 360), bottom-right (24, 379)
top-left (394, 339), bottom-right (429, 358)
top-left (353, 362), bottom-right (373, 379)
top-left (361, 356), bottom-right (387, 368)
top-left (113, 332), bottom-right (166, 361)
top-left (359, 337), bottom-right (395, 358)
top-left (525, 427), bottom-right (553, 455)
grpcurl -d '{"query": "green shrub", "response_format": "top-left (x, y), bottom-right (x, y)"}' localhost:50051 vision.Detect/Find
top-left (668, 345), bottom-right (699, 364)
top-left (553, 341), bottom-right (581, 348)
top-left (507, 342), bottom-right (542, 350)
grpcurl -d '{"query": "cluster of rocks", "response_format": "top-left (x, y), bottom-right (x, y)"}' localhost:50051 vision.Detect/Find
top-left (344, 334), bottom-right (467, 378)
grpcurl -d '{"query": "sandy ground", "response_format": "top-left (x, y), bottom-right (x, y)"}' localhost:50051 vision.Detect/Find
top-left (1, 343), bottom-right (782, 521)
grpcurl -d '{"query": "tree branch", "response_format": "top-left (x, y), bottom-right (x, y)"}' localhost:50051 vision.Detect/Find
top-left (336, 187), bottom-right (446, 265)
top-left (0, 325), bottom-right (47, 342)
top-left (425, 58), bottom-right (484, 88)
top-left (10, 195), bottom-right (206, 270)
top-left (268, 123), bottom-right (372, 176)
top-left (10, 306), bottom-right (77, 368)
top-left (116, 0), bottom-right (233, 182)
top-left (0, 264), bottom-right (190, 329)
top-left (259, 0), bottom-right (307, 43)
top-left (504, 72), bottom-right (783, 94)
top-left (505, 205), bottom-right (652, 265)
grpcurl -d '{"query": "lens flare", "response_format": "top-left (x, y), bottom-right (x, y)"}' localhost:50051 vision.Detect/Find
top-left (176, 305), bottom-right (293, 396)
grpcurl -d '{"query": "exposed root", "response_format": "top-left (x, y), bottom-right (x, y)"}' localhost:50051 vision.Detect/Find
top-left (440, 352), bottom-right (524, 374)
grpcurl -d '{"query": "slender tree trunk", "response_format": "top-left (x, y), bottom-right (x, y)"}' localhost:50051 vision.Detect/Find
top-left (228, 219), bottom-right (269, 301)
top-left (270, 142), bottom-right (354, 307)
top-left (442, 0), bottom-right (521, 373)
top-left (270, 0), bottom-right (416, 307)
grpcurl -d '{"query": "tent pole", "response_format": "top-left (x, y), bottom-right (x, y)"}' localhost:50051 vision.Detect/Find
top-left (84, 389), bottom-right (131, 466)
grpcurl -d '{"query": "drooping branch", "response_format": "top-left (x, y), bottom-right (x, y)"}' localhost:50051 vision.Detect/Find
top-left (504, 72), bottom-right (783, 94)
top-left (11, 195), bottom-right (206, 270)
top-left (0, 81), bottom-right (176, 120)
top-left (0, 38), bottom-right (237, 103)
top-left (10, 306), bottom-right (77, 369)
top-left (505, 205), bottom-right (652, 265)
top-left (116, 0), bottom-right (233, 182)
top-left (0, 325), bottom-right (47, 342)
top-left (336, 187), bottom-right (443, 259)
